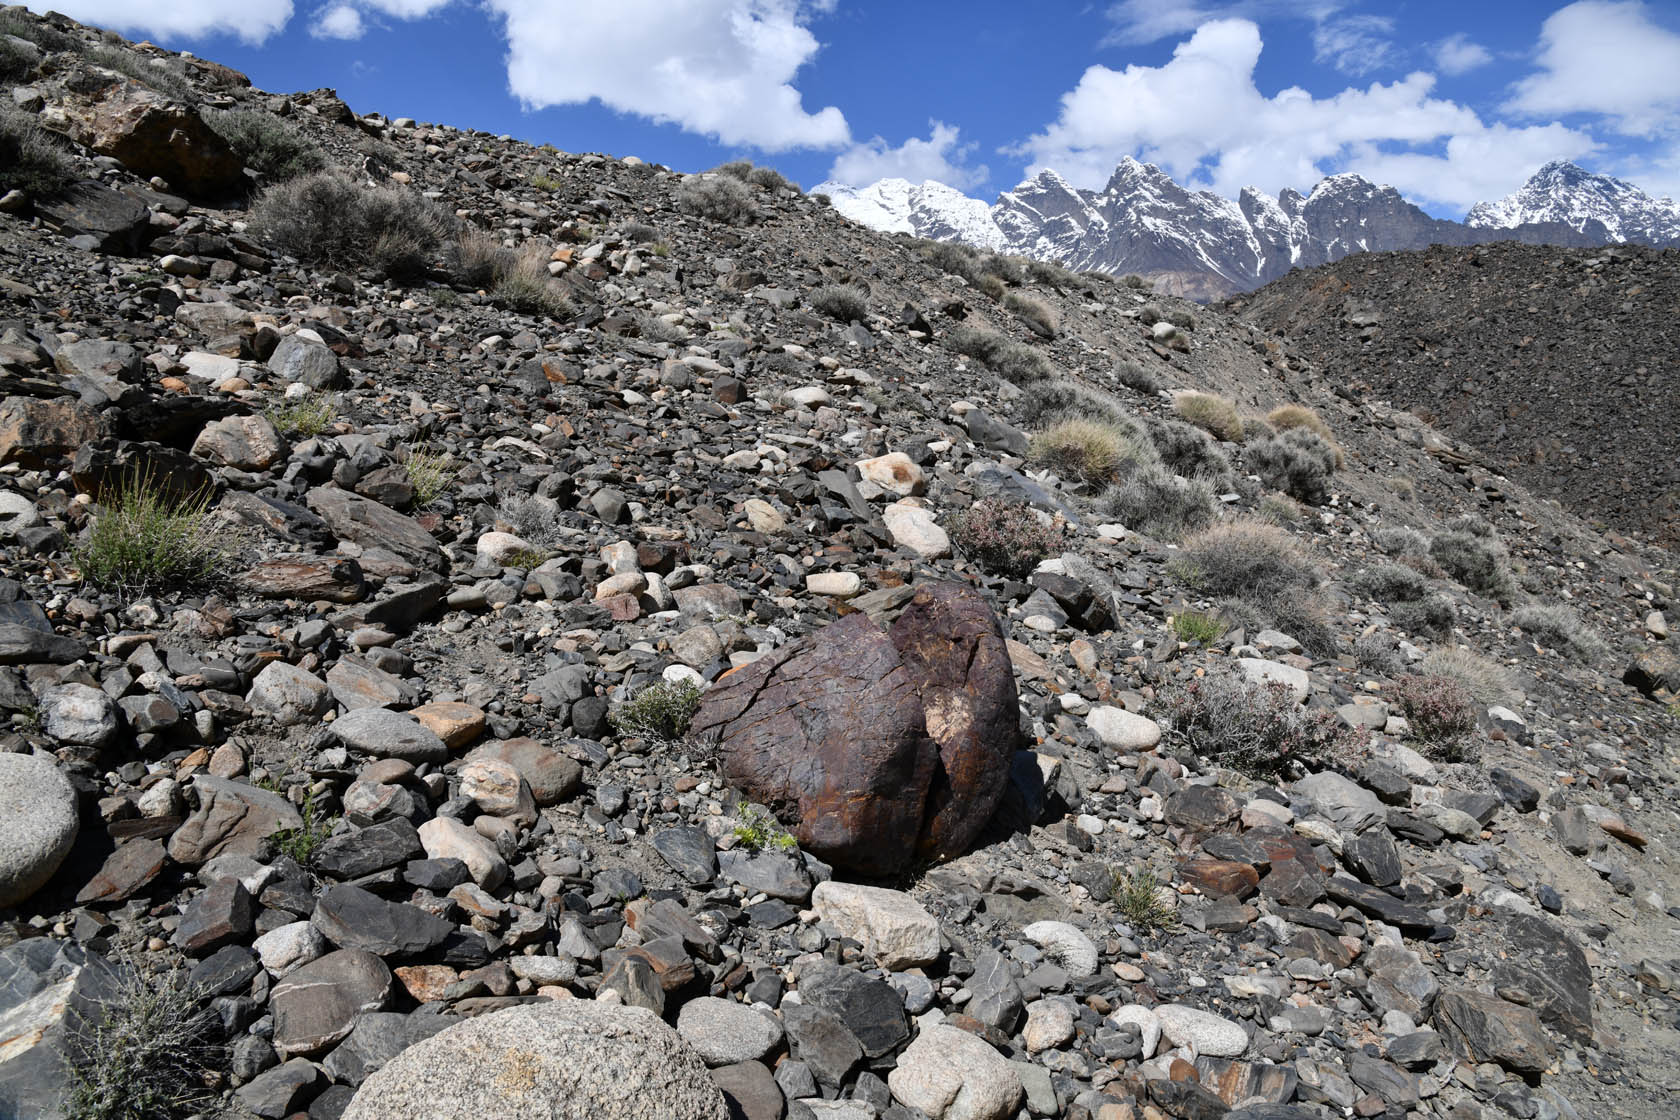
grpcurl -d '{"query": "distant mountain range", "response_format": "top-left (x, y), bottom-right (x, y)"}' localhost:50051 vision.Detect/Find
top-left (816, 159), bottom-right (1680, 300)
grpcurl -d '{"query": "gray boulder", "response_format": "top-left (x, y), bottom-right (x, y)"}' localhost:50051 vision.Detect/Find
top-left (0, 754), bottom-right (79, 907)
top-left (341, 1000), bottom-right (728, 1119)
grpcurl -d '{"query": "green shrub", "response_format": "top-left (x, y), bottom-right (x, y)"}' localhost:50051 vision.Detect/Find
top-left (1116, 361), bottom-right (1160, 394)
top-left (0, 107), bottom-right (74, 196)
top-left (1024, 258), bottom-right (1079, 289)
top-left (1173, 391), bottom-right (1244, 442)
top-left (1391, 673), bottom-right (1478, 760)
top-left (1511, 603), bottom-right (1604, 661)
top-left (529, 172), bottom-right (563, 191)
top-left (1171, 518), bottom-right (1318, 600)
top-left (949, 498), bottom-right (1063, 579)
top-left (265, 394), bottom-right (336, 438)
top-left (1171, 610), bottom-right (1225, 644)
top-left (253, 171), bottom-right (455, 283)
top-left (277, 789), bottom-right (336, 865)
top-left (1113, 866), bottom-right (1177, 933)
top-left (206, 109), bottom-right (325, 181)
top-left (947, 326), bottom-right (1056, 384)
top-left (810, 283), bottom-right (869, 323)
top-left (1429, 528), bottom-right (1514, 600)
top-left (1418, 647), bottom-right (1518, 709)
top-left (1247, 428), bottom-right (1338, 504)
top-left (611, 679), bottom-right (703, 741)
top-left (403, 445), bottom-right (456, 507)
top-left (1003, 290), bottom-right (1057, 336)
top-left (1104, 462), bottom-right (1216, 541)
top-left (76, 473), bottom-right (224, 594)
top-left (1029, 418), bottom-right (1153, 489)
top-left (1156, 668), bottom-right (1366, 778)
top-left (63, 957), bottom-right (222, 1120)
top-left (733, 802), bottom-right (797, 852)
top-left (677, 174), bottom-right (755, 225)
top-left (710, 160), bottom-right (755, 180)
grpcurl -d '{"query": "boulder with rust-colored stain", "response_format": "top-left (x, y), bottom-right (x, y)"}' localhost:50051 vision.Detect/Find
top-left (691, 581), bottom-right (1020, 875)
top-left (52, 73), bottom-right (244, 197)
top-left (887, 581), bottom-right (1021, 861)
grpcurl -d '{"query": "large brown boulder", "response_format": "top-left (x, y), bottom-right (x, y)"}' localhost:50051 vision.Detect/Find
top-left (52, 72), bottom-right (243, 197)
top-left (692, 582), bottom-right (1020, 876)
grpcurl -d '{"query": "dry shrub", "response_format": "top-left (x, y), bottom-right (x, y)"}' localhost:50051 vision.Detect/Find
top-left (253, 171), bottom-right (454, 283)
top-left (1003, 290), bottom-right (1058, 336)
top-left (1172, 518), bottom-right (1319, 600)
top-left (1173, 391), bottom-right (1244, 442)
top-left (1105, 462), bottom-right (1216, 541)
top-left (1418, 647), bottom-right (1518, 709)
top-left (1156, 668), bottom-right (1366, 778)
top-left (949, 498), bottom-right (1063, 579)
top-left (1029, 418), bottom-right (1154, 489)
top-left (1266, 404), bottom-right (1344, 465)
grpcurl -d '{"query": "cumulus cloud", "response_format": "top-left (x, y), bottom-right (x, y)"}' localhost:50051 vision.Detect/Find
top-left (1015, 18), bottom-right (1595, 212)
top-left (310, 3), bottom-right (364, 38)
top-left (1505, 1), bottom-right (1680, 135)
top-left (1312, 13), bottom-right (1398, 76)
top-left (1434, 33), bottom-right (1492, 76)
top-left (21, 0), bottom-right (294, 43)
top-left (826, 121), bottom-right (988, 190)
top-left (1102, 0), bottom-right (1340, 47)
top-left (484, 0), bottom-right (848, 152)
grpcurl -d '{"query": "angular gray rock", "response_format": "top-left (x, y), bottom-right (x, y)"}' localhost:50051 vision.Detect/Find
top-left (271, 948), bottom-right (393, 1058)
top-left (676, 997), bottom-right (785, 1066)
top-left (330, 708), bottom-right (449, 763)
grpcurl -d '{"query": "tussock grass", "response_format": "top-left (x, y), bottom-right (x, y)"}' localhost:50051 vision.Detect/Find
top-left (1173, 391), bottom-right (1243, 442)
top-left (76, 473), bottom-right (225, 594)
top-left (1171, 518), bottom-right (1319, 600)
top-left (1029, 418), bottom-right (1154, 489)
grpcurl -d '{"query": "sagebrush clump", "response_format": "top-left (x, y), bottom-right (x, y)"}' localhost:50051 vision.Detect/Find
top-left (1419, 647), bottom-right (1518, 709)
top-left (1156, 669), bottom-right (1366, 778)
top-left (491, 243), bottom-right (572, 319)
top-left (1512, 603), bottom-right (1604, 661)
top-left (1003, 290), bottom-right (1058, 336)
top-left (809, 284), bottom-right (869, 323)
top-left (0, 106), bottom-right (74, 196)
top-left (206, 109), bottom-right (325, 181)
top-left (677, 174), bottom-right (755, 225)
top-left (1116, 361), bottom-right (1161, 394)
top-left (949, 498), bottom-right (1062, 579)
top-left (947, 326), bottom-right (1056, 384)
top-left (1247, 427), bottom-right (1339, 504)
top-left (253, 171), bottom-right (455, 282)
top-left (1104, 462), bottom-right (1216, 541)
top-left (1172, 519), bottom-right (1318, 600)
top-left (1429, 526), bottom-right (1514, 600)
top-left (1017, 380), bottom-right (1129, 430)
top-left (1145, 416), bottom-right (1235, 487)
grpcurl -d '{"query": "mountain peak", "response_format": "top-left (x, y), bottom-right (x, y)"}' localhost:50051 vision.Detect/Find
top-left (1467, 161), bottom-right (1680, 242)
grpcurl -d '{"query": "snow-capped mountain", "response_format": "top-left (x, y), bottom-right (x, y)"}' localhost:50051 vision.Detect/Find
top-left (819, 157), bottom-right (1670, 298)
top-left (1467, 161), bottom-right (1680, 246)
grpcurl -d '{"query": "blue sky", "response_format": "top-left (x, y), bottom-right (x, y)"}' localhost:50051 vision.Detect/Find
top-left (25, 0), bottom-right (1680, 217)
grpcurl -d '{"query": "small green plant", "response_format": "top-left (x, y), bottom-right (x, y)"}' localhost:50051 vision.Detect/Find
top-left (76, 473), bottom-right (224, 594)
top-left (529, 172), bottom-right (563, 191)
top-left (403, 445), bottom-right (456, 507)
top-left (809, 283), bottom-right (869, 323)
top-left (948, 498), bottom-right (1064, 579)
top-left (1171, 610), bottom-right (1225, 644)
top-left (1113, 866), bottom-right (1177, 933)
top-left (501, 547), bottom-right (547, 570)
top-left (733, 802), bottom-right (798, 852)
top-left (611, 679), bottom-right (703, 742)
top-left (1173, 391), bottom-right (1244, 443)
top-left (62, 957), bottom-right (222, 1120)
top-left (1391, 673), bottom-right (1478, 760)
top-left (274, 789), bottom-right (335, 865)
top-left (265, 394), bottom-right (336, 438)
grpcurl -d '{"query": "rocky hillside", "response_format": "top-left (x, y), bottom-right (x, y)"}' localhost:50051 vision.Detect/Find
top-left (1229, 241), bottom-right (1680, 547)
top-left (2, 9), bottom-right (1679, 1120)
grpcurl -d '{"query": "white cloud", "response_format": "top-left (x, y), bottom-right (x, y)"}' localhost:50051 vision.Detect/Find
top-left (21, 0), bottom-right (294, 43)
top-left (310, 3), bottom-right (364, 38)
top-left (484, 0), bottom-right (848, 152)
top-left (1434, 33), bottom-right (1492, 76)
top-left (1015, 18), bottom-right (1596, 212)
top-left (1505, 1), bottom-right (1680, 135)
top-left (826, 121), bottom-right (988, 190)
top-left (1103, 0), bottom-right (1340, 47)
top-left (1312, 13), bottom-right (1398, 76)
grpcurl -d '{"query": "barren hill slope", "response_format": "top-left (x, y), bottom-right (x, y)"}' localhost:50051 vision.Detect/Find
top-left (1, 10), bottom-right (1679, 1120)
top-left (1228, 242), bottom-right (1680, 546)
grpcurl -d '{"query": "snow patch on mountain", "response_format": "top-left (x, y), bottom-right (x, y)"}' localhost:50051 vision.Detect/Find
top-left (816, 178), bottom-right (1007, 251)
top-left (1466, 161), bottom-right (1680, 246)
